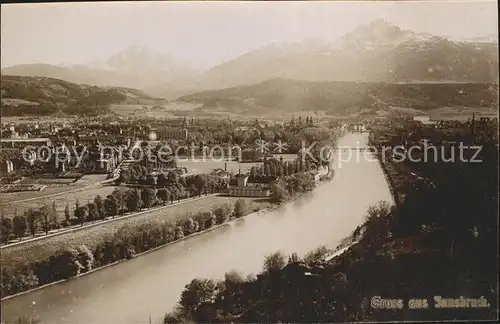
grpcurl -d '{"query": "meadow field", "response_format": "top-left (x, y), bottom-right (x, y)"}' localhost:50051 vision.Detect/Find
top-left (109, 102), bottom-right (201, 118)
top-left (0, 186), bottom-right (118, 219)
top-left (1, 196), bottom-right (273, 271)
top-left (427, 106), bottom-right (498, 121)
top-left (0, 175), bottom-right (107, 205)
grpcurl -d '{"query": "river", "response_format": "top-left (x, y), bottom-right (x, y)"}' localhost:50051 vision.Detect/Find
top-left (1, 133), bottom-right (393, 324)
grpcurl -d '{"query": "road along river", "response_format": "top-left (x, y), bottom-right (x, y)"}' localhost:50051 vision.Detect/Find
top-left (1, 133), bottom-right (393, 324)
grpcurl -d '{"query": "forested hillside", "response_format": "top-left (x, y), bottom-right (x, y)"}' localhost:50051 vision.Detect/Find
top-left (178, 78), bottom-right (497, 114)
top-left (1, 75), bottom-right (167, 116)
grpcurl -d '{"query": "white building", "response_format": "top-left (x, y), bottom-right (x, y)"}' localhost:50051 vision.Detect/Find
top-left (413, 115), bottom-right (437, 125)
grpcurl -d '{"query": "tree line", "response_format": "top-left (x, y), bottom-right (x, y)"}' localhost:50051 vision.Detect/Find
top-left (1, 199), bottom-right (251, 298)
top-left (1, 172), bottom-right (229, 244)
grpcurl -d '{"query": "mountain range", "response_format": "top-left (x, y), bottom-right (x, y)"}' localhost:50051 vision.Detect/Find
top-left (1, 45), bottom-right (199, 99)
top-left (200, 20), bottom-right (498, 89)
top-left (2, 20), bottom-right (498, 100)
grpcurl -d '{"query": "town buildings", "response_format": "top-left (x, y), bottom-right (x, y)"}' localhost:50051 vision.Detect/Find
top-left (0, 137), bottom-right (52, 149)
top-left (227, 174), bottom-right (272, 197)
top-left (413, 115), bottom-right (437, 125)
top-left (154, 128), bottom-right (189, 141)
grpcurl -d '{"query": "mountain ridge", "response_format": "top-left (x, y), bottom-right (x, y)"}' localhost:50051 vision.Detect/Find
top-left (1, 75), bottom-right (168, 116)
top-left (177, 77), bottom-right (498, 115)
top-left (200, 20), bottom-right (497, 89)
top-left (2, 20), bottom-right (498, 98)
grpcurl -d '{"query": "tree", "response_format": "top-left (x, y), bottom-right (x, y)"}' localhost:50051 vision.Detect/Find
top-left (141, 188), bottom-right (157, 209)
top-left (145, 173), bottom-right (157, 186)
top-left (50, 201), bottom-right (59, 230)
top-left (182, 217), bottom-right (197, 235)
top-left (76, 244), bottom-right (95, 273)
top-left (112, 188), bottom-right (127, 215)
top-left (288, 162), bottom-right (295, 175)
top-left (283, 161), bottom-right (290, 176)
top-left (1, 217), bottom-right (13, 243)
top-left (167, 171), bottom-right (180, 190)
top-left (233, 199), bottom-right (248, 218)
top-left (87, 202), bottom-right (98, 223)
top-left (117, 169), bottom-right (130, 184)
top-left (76, 205), bottom-right (88, 226)
top-left (74, 200), bottom-right (82, 226)
top-left (214, 203), bottom-right (233, 224)
top-left (10, 273), bottom-right (39, 296)
top-left (94, 195), bottom-right (105, 220)
top-left (174, 226), bottom-right (184, 240)
top-left (223, 270), bottom-right (244, 296)
top-left (157, 173), bottom-right (168, 187)
top-left (104, 195), bottom-right (119, 218)
top-left (187, 184), bottom-right (198, 197)
top-left (64, 204), bottom-right (71, 225)
top-left (26, 209), bottom-right (37, 238)
top-left (261, 130), bottom-right (275, 143)
top-left (194, 174), bottom-right (207, 196)
top-left (179, 279), bottom-right (218, 312)
top-left (39, 206), bottom-right (51, 235)
top-left (126, 189), bottom-right (143, 212)
top-left (129, 172), bottom-right (139, 184)
top-left (288, 252), bottom-right (301, 264)
top-left (158, 188), bottom-right (170, 205)
top-left (12, 215), bottom-right (27, 241)
top-left (169, 187), bottom-right (179, 204)
top-left (303, 245), bottom-right (332, 265)
top-left (278, 158), bottom-right (285, 176)
top-left (53, 247), bottom-right (83, 279)
top-left (263, 251), bottom-right (286, 272)
top-left (204, 211), bottom-right (216, 229)
top-left (270, 179), bottom-right (289, 203)
top-left (360, 201), bottom-right (392, 249)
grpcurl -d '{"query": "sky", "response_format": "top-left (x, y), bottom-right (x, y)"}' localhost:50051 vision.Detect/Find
top-left (1, 1), bottom-right (498, 70)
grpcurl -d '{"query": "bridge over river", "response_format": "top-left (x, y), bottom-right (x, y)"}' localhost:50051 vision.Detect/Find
top-left (1, 133), bottom-right (393, 324)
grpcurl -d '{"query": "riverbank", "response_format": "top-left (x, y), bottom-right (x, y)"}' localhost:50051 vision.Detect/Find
top-left (374, 152), bottom-right (397, 205)
top-left (1, 195), bottom-right (271, 273)
top-left (156, 129), bottom-right (499, 323)
top-left (1, 206), bottom-right (273, 302)
top-left (2, 132), bottom-right (396, 324)
top-left (1, 194), bottom-right (219, 249)
top-left (1, 175), bottom-right (334, 302)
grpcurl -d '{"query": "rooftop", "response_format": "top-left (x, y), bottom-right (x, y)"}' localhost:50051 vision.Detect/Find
top-left (248, 175), bottom-right (278, 183)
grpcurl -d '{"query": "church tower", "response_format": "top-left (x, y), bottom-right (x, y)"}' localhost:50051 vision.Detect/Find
top-left (470, 113), bottom-right (476, 136)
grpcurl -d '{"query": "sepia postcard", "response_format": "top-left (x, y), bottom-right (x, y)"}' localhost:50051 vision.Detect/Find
top-left (0, 1), bottom-right (498, 323)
